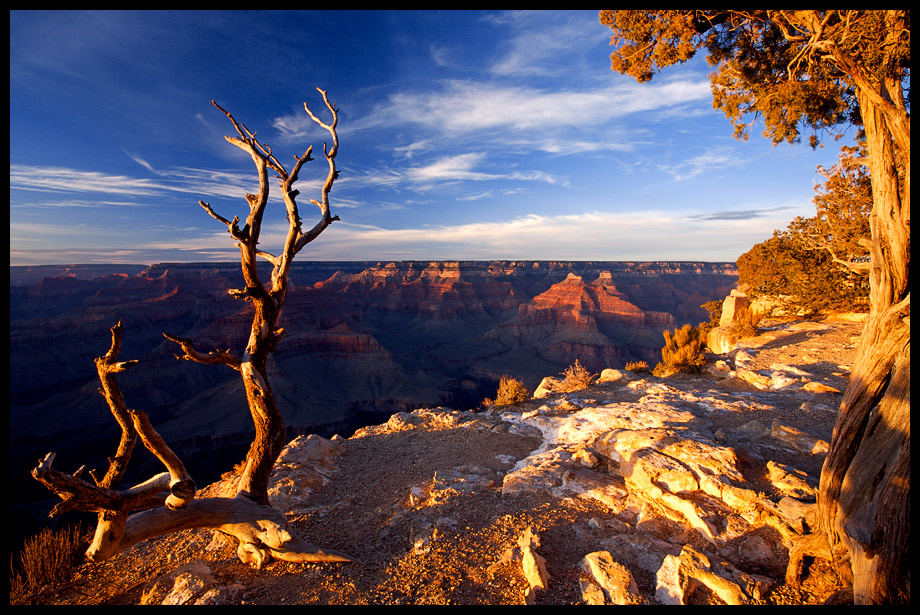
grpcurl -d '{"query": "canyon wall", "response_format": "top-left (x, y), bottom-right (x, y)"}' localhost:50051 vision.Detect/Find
top-left (10, 261), bottom-right (736, 498)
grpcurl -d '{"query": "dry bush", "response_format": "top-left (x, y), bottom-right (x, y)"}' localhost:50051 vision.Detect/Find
top-left (624, 360), bottom-right (649, 373)
top-left (728, 305), bottom-right (759, 340)
top-left (483, 375), bottom-right (530, 407)
top-left (653, 324), bottom-right (706, 376)
top-left (10, 524), bottom-right (86, 604)
top-left (559, 359), bottom-right (597, 392)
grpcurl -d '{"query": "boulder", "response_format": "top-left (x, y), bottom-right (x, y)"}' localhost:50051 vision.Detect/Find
top-left (719, 290), bottom-right (751, 327)
top-left (707, 326), bottom-right (735, 355)
top-left (579, 551), bottom-right (640, 605)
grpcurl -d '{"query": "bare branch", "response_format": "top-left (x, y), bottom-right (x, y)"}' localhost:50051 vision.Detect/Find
top-left (32, 452), bottom-right (170, 518)
top-left (163, 332), bottom-right (242, 370)
top-left (199, 201), bottom-right (249, 243)
top-left (128, 409), bottom-right (196, 510)
top-left (94, 321), bottom-right (138, 490)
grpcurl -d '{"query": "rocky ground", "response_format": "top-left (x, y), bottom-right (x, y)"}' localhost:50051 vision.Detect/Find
top-left (33, 315), bottom-right (863, 605)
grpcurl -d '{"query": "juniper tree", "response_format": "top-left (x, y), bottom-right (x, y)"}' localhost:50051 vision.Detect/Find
top-left (602, 10), bottom-right (909, 604)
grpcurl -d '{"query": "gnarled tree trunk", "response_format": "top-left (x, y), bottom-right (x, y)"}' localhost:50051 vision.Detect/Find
top-left (816, 67), bottom-right (910, 604)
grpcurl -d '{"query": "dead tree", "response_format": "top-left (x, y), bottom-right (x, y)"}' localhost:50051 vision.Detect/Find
top-left (31, 89), bottom-right (352, 568)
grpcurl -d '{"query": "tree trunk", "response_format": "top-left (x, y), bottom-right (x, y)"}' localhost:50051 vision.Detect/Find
top-left (817, 87), bottom-right (910, 604)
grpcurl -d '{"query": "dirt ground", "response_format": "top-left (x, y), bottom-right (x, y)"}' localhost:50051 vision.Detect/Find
top-left (31, 316), bottom-right (863, 605)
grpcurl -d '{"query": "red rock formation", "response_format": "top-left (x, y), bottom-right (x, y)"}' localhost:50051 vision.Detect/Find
top-left (10, 260), bottom-right (735, 509)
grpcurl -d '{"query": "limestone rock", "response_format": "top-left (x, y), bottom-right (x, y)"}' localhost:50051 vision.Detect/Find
top-left (656, 545), bottom-right (752, 605)
top-left (598, 368), bottom-right (626, 383)
top-left (767, 460), bottom-right (817, 498)
top-left (737, 534), bottom-right (776, 569)
top-left (719, 291), bottom-right (751, 327)
top-left (498, 527), bottom-right (549, 604)
top-left (770, 421), bottom-right (829, 454)
top-left (735, 368), bottom-right (772, 390)
top-left (801, 381), bottom-right (842, 394)
top-left (141, 562), bottom-right (239, 605)
top-left (579, 551), bottom-right (640, 605)
top-left (268, 434), bottom-right (343, 514)
top-left (707, 326), bottom-right (735, 355)
top-left (533, 376), bottom-right (565, 399)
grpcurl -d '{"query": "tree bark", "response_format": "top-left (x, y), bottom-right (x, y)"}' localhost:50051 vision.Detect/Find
top-left (816, 81), bottom-right (910, 604)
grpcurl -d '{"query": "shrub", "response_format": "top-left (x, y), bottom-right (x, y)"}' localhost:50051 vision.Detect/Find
top-left (737, 147), bottom-right (871, 316)
top-left (624, 360), bottom-right (649, 373)
top-left (727, 304), bottom-right (759, 340)
top-left (700, 299), bottom-right (723, 335)
top-left (652, 324), bottom-right (706, 376)
top-left (485, 375), bottom-right (530, 407)
top-left (10, 524), bottom-right (86, 604)
top-left (559, 359), bottom-right (597, 392)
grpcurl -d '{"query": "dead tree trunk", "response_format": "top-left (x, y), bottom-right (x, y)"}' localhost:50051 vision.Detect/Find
top-left (32, 89), bottom-right (353, 569)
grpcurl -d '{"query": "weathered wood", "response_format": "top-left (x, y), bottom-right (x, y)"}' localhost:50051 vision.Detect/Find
top-left (89, 497), bottom-right (354, 566)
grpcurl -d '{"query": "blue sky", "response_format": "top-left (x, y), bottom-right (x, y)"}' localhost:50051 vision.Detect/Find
top-left (10, 10), bottom-right (849, 266)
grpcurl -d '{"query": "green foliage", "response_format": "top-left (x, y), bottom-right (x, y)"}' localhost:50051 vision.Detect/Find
top-left (737, 145), bottom-right (871, 315)
top-left (484, 375), bottom-right (530, 407)
top-left (600, 11), bottom-right (908, 148)
top-left (653, 324), bottom-right (706, 376)
top-left (737, 230), bottom-right (865, 316)
top-left (559, 359), bottom-right (597, 392)
top-left (10, 524), bottom-right (86, 605)
top-left (796, 146), bottom-right (872, 265)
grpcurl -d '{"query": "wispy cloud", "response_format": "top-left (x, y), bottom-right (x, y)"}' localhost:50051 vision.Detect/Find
top-left (8, 164), bottom-right (305, 204)
top-left (126, 150), bottom-right (157, 174)
top-left (686, 206), bottom-right (795, 221)
top-left (657, 147), bottom-right (746, 181)
top-left (292, 208), bottom-right (788, 262)
top-left (387, 79), bottom-right (709, 135)
top-left (10, 165), bottom-right (176, 197)
top-left (407, 153), bottom-right (496, 184)
top-left (489, 14), bottom-right (587, 77)
top-left (403, 153), bottom-right (567, 189)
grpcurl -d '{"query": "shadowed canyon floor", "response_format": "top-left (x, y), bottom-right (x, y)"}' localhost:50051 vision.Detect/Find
top-left (11, 261), bottom-right (736, 522)
top-left (35, 315), bottom-right (861, 605)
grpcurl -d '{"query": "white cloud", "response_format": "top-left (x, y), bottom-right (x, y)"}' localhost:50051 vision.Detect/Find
top-left (657, 146), bottom-right (747, 181)
top-left (8, 163), bottom-right (311, 205)
top-left (488, 11), bottom-right (592, 78)
top-left (407, 153), bottom-right (496, 184)
top-left (380, 79), bottom-right (711, 148)
top-left (292, 208), bottom-right (789, 262)
top-left (403, 153), bottom-right (566, 188)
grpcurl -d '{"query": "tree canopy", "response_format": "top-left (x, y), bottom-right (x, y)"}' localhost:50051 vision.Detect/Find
top-left (600, 11), bottom-right (909, 148)
top-left (738, 147), bottom-right (872, 315)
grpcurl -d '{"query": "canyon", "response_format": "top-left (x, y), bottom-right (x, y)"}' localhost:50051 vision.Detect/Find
top-left (10, 261), bottom-right (736, 512)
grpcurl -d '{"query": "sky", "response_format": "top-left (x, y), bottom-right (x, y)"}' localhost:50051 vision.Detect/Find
top-left (10, 10), bottom-right (852, 266)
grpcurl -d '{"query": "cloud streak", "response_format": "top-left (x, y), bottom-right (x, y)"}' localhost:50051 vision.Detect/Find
top-left (386, 79), bottom-right (710, 135)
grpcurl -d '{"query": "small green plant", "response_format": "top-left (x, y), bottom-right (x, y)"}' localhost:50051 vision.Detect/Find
top-left (624, 360), bottom-right (649, 373)
top-left (652, 324), bottom-right (706, 376)
top-left (10, 524), bottom-right (86, 605)
top-left (483, 374), bottom-right (530, 407)
top-left (559, 359), bottom-right (597, 392)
